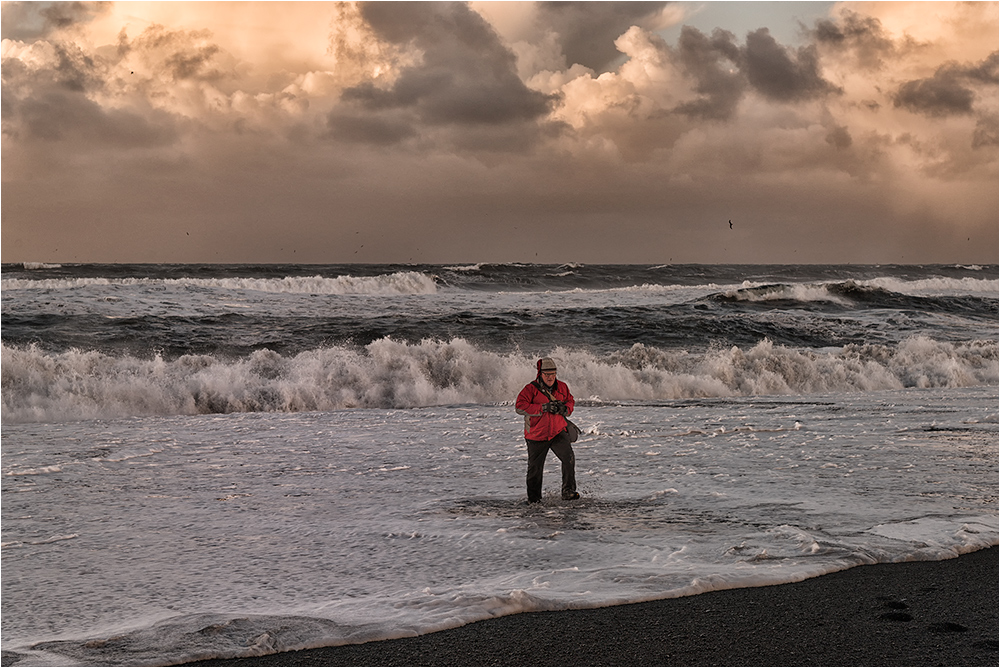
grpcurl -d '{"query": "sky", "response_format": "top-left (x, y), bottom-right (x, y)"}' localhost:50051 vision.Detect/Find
top-left (1, 1), bottom-right (997, 264)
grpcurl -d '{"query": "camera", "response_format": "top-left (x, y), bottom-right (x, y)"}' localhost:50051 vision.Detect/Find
top-left (544, 401), bottom-right (567, 415)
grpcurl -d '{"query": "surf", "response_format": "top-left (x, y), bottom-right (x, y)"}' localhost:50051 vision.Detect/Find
top-left (0, 271), bottom-right (440, 295)
top-left (3, 336), bottom-right (996, 424)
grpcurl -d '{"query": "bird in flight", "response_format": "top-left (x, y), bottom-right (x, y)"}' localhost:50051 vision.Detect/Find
top-left (729, 220), bottom-right (733, 229)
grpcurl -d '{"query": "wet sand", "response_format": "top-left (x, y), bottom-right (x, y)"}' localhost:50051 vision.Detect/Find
top-left (183, 545), bottom-right (998, 667)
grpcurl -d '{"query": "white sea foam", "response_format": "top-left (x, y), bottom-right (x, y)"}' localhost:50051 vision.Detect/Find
top-left (2, 336), bottom-right (995, 423)
top-left (442, 263), bottom-right (485, 271)
top-left (534, 275), bottom-right (998, 301)
top-left (707, 277), bottom-right (998, 303)
top-left (5, 465), bottom-right (64, 476)
top-left (2, 388), bottom-right (996, 666)
top-left (571, 282), bottom-right (715, 295)
top-left (857, 276), bottom-right (999, 296)
top-left (19, 262), bottom-right (62, 270)
top-left (718, 282), bottom-right (852, 304)
top-left (0, 271), bottom-right (439, 295)
top-left (1, 533), bottom-right (78, 549)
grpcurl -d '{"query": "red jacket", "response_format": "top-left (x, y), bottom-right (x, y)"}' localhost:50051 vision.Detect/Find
top-left (516, 379), bottom-right (575, 441)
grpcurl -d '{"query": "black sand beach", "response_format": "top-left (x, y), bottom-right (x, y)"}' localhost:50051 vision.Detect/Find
top-left (183, 545), bottom-right (998, 667)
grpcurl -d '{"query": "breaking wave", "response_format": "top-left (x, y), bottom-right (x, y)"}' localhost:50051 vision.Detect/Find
top-left (20, 262), bottom-right (63, 270)
top-left (0, 271), bottom-right (439, 295)
top-left (712, 279), bottom-right (999, 310)
top-left (857, 276), bottom-right (999, 296)
top-left (2, 336), bottom-right (995, 424)
top-left (715, 283), bottom-right (852, 305)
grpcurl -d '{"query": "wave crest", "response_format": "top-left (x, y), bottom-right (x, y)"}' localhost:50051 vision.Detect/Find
top-left (858, 276), bottom-right (999, 296)
top-left (0, 272), bottom-right (438, 295)
top-left (713, 278), bottom-right (999, 307)
top-left (20, 262), bottom-right (62, 270)
top-left (2, 337), bottom-right (996, 423)
top-left (715, 283), bottom-right (851, 304)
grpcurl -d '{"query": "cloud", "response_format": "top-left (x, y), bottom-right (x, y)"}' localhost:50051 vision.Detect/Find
top-left (1, 1), bottom-right (111, 41)
top-left (893, 51), bottom-right (999, 117)
top-left (128, 24), bottom-right (225, 82)
top-left (825, 124), bottom-right (852, 149)
top-left (535, 1), bottom-right (671, 72)
top-left (1, 33), bottom-right (175, 146)
top-left (328, 1), bottom-right (558, 149)
top-left (811, 9), bottom-right (897, 70)
top-left (741, 28), bottom-right (841, 102)
top-left (0, 1), bottom-right (996, 264)
top-left (965, 50), bottom-right (1000, 84)
top-left (894, 66), bottom-right (975, 116)
top-left (7, 85), bottom-right (175, 146)
top-left (326, 108), bottom-right (417, 146)
top-left (552, 20), bottom-right (847, 137)
top-left (671, 26), bottom-right (744, 120)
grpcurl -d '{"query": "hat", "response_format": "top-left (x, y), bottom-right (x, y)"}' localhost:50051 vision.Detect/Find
top-left (537, 357), bottom-right (557, 373)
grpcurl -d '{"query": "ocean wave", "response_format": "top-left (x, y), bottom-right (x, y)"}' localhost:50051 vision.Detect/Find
top-left (856, 276), bottom-right (999, 296)
top-left (712, 278), bottom-right (999, 306)
top-left (568, 276), bottom-right (996, 301)
top-left (2, 337), bottom-right (995, 424)
top-left (0, 272), bottom-right (439, 295)
top-left (714, 283), bottom-right (851, 305)
top-left (1, 533), bottom-right (77, 549)
top-left (4, 267), bottom-right (995, 299)
top-left (442, 263), bottom-right (485, 272)
top-left (20, 262), bottom-right (63, 270)
top-left (567, 282), bottom-right (708, 295)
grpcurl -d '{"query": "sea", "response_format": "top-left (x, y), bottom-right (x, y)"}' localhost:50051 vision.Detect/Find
top-left (2, 262), bottom-right (998, 666)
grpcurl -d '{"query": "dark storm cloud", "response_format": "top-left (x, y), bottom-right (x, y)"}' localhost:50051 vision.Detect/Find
top-left (963, 51), bottom-right (1000, 84)
top-left (2, 45), bottom-right (175, 147)
top-left (163, 44), bottom-right (222, 81)
top-left (330, 2), bottom-right (557, 147)
top-left (894, 52), bottom-right (999, 117)
top-left (973, 113), bottom-right (999, 148)
top-left (1, 24), bottom-right (178, 146)
top-left (825, 125), bottom-right (852, 149)
top-left (28, 40), bottom-right (102, 93)
top-left (812, 10), bottom-right (896, 70)
top-left (9, 88), bottom-right (176, 146)
top-left (325, 109), bottom-right (417, 146)
top-left (894, 70), bottom-right (975, 116)
top-left (1, 1), bottom-right (110, 41)
top-left (2, 40), bottom-right (101, 136)
top-left (535, 1), bottom-right (669, 72)
top-left (741, 28), bottom-right (841, 102)
top-left (127, 24), bottom-right (228, 82)
top-left (672, 26), bottom-right (744, 120)
top-left (670, 24), bottom-right (840, 120)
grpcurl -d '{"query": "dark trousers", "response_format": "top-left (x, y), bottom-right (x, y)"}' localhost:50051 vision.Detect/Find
top-left (526, 431), bottom-right (576, 502)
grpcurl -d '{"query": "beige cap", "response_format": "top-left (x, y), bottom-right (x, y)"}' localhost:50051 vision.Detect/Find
top-left (538, 357), bottom-right (557, 372)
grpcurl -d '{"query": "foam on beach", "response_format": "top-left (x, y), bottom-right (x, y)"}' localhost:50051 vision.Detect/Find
top-left (3, 388), bottom-right (997, 666)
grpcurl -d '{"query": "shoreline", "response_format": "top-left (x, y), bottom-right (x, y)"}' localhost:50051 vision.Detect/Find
top-left (181, 545), bottom-right (998, 667)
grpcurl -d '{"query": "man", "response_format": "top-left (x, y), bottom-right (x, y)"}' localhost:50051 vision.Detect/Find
top-left (515, 357), bottom-right (580, 503)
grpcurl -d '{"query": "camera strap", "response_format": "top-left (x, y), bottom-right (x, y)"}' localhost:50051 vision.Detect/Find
top-left (533, 380), bottom-right (558, 401)
top-left (534, 379), bottom-right (579, 442)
